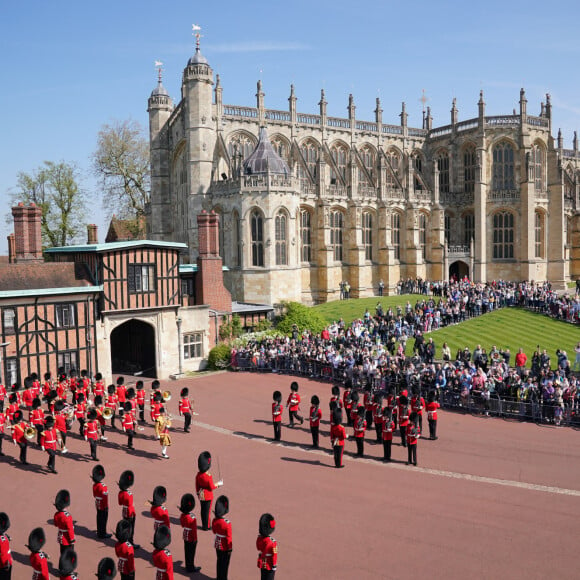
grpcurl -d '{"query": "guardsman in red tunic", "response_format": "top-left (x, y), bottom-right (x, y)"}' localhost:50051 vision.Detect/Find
top-left (152, 525), bottom-right (174, 580)
top-left (0, 382), bottom-right (6, 413)
top-left (329, 385), bottom-right (343, 415)
top-left (0, 513), bottom-right (12, 580)
top-left (96, 557), bottom-right (117, 580)
top-left (93, 395), bottom-right (107, 440)
top-left (93, 373), bottom-right (105, 400)
top-left (92, 464), bottom-right (112, 539)
top-left (0, 411), bottom-right (6, 456)
top-left (425, 390), bottom-right (440, 440)
top-left (179, 387), bottom-right (193, 432)
top-left (286, 382), bottom-right (303, 427)
top-left (42, 373), bottom-right (52, 399)
top-left (397, 394), bottom-right (410, 447)
top-left (406, 412), bottom-right (420, 466)
top-left (57, 548), bottom-right (77, 580)
top-left (27, 527), bottom-right (49, 580)
top-left (373, 393), bottom-right (384, 442)
top-left (257, 513), bottom-right (278, 580)
top-left (118, 470), bottom-right (139, 549)
top-left (53, 400), bottom-right (69, 454)
top-left (309, 395), bottom-right (322, 448)
top-left (330, 408), bottom-right (347, 468)
top-left (122, 402), bottom-right (136, 450)
top-left (411, 390), bottom-right (425, 433)
top-left (212, 496), bottom-right (232, 580)
top-left (41, 415), bottom-right (59, 473)
top-left (53, 490), bottom-right (75, 555)
top-left (114, 519), bottom-right (135, 580)
top-left (150, 486), bottom-right (170, 532)
top-left (22, 377), bottom-right (35, 410)
top-left (30, 397), bottom-right (45, 446)
top-left (79, 370), bottom-right (91, 400)
top-left (342, 379), bottom-right (353, 426)
top-left (11, 410), bottom-right (29, 464)
top-left (106, 385), bottom-right (118, 429)
top-left (126, 387), bottom-right (137, 417)
top-left (349, 391), bottom-right (360, 426)
top-left (363, 386), bottom-right (374, 429)
top-left (382, 407), bottom-right (396, 462)
top-left (196, 451), bottom-right (223, 530)
top-left (179, 493), bottom-right (201, 574)
top-left (6, 394), bottom-right (18, 425)
top-left (150, 392), bottom-right (163, 426)
top-left (135, 381), bottom-right (146, 423)
top-left (271, 391), bottom-right (283, 442)
top-left (74, 393), bottom-right (86, 436)
top-left (84, 408), bottom-right (100, 460)
top-left (31, 373), bottom-right (41, 397)
top-left (353, 405), bottom-right (367, 457)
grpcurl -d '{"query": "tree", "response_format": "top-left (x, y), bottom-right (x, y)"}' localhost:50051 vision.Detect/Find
top-left (92, 119), bottom-right (150, 221)
top-left (11, 161), bottom-right (87, 247)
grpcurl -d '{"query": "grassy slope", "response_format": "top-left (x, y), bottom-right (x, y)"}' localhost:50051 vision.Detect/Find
top-left (313, 298), bottom-right (579, 366)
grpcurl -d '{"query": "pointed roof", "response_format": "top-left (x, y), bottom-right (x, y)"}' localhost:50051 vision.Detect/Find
top-left (243, 127), bottom-right (290, 176)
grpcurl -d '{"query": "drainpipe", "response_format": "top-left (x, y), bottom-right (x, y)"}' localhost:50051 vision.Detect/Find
top-left (176, 316), bottom-right (183, 375)
top-left (209, 309), bottom-right (219, 345)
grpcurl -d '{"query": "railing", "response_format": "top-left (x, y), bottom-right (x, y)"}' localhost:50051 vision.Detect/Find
top-left (429, 125), bottom-right (452, 138)
top-left (408, 127), bottom-right (428, 137)
top-left (488, 189), bottom-right (520, 201)
top-left (223, 105), bottom-right (258, 118)
top-left (527, 115), bottom-right (549, 128)
top-left (327, 117), bottom-right (350, 129)
top-left (440, 191), bottom-right (474, 205)
top-left (412, 190), bottom-right (432, 202)
top-left (300, 180), bottom-right (317, 196)
top-left (485, 115), bottom-right (520, 127)
top-left (265, 109), bottom-right (291, 122)
top-left (242, 174), bottom-right (293, 189)
top-left (447, 244), bottom-right (470, 256)
top-left (455, 119), bottom-right (478, 132)
top-left (358, 185), bottom-right (378, 198)
top-left (356, 120), bottom-right (378, 132)
top-left (562, 149), bottom-right (577, 158)
top-left (382, 124), bottom-right (403, 135)
top-left (297, 113), bottom-right (321, 125)
top-left (327, 184), bottom-right (349, 198)
top-left (384, 187), bottom-right (405, 200)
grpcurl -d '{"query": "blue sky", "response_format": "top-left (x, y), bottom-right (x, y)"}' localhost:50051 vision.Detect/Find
top-left (2, 0), bottom-right (580, 253)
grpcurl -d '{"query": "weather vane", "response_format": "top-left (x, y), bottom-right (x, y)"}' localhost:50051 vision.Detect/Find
top-left (192, 24), bottom-right (202, 50)
top-left (420, 89), bottom-right (429, 116)
top-left (155, 60), bottom-right (164, 83)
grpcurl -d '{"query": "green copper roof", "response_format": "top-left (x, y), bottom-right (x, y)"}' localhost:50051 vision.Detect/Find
top-left (45, 240), bottom-right (188, 253)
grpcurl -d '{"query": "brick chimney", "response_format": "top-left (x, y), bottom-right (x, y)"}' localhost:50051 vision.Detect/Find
top-left (7, 234), bottom-right (15, 264)
top-left (87, 224), bottom-right (98, 244)
top-left (12, 202), bottom-right (43, 262)
top-left (195, 211), bottom-right (232, 313)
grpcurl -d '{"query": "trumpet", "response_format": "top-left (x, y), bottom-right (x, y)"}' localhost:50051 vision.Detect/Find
top-left (102, 407), bottom-right (114, 419)
top-left (24, 426), bottom-right (37, 441)
top-left (162, 391), bottom-right (172, 402)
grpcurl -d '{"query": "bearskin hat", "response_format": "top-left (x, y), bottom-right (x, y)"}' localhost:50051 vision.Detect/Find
top-left (44, 415), bottom-right (54, 429)
top-left (107, 384), bottom-right (116, 395)
top-left (153, 524), bottom-right (171, 550)
top-left (81, 370), bottom-right (88, 378)
top-left (179, 493), bottom-right (195, 514)
top-left (344, 378), bottom-right (352, 389)
top-left (123, 401), bottom-right (132, 413)
top-left (329, 400), bottom-right (338, 412)
top-left (96, 556), bottom-right (117, 580)
top-left (332, 407), bottom-right (343, 425)
top-left (398, 394), bottom-right (409, 406)
top-left (427, 390), bottom-right (436, 403)
top-left (116, 376), bottom-right (125, 386)
top-left (259, 513), bottom-right (276, 537)
top-left (351, 390), bottom-right (360, 404)
top-left (126, 387), bottom-right (135, 400)
top-left (27, 527), bottom-right (46, 553)
top-left (159, 406), bottom-right (165, 415)
top-left (151, 485), bottom-right (167, 507)
top-left (118, 470), bottom-right (134, 491)
top-left (87, 408), bottom-right (97, 421)
top-left (180, 387), bottom-right (189, 397)
top-left (273, 390), bottom-right (282, 403)
top-left (136, 380), bottom-right (143, 389)
top-left (0, 513), bottom-right (10, 534)
top-left (54, 400), bottom-right (65, 413)
top-left (24, 376), bottom-right (34, 390)
top-left (69, 369), bottom-right (77, 378)
top-left (44, 372), bottom-right (51, 381)
top-left (152, 380), bottom-right (161, 390)
top-left (46, 389), bottom-right (58, 402)
top-left (8, 393), bottom-right (17, 404)
top-left (12, 410), bottom-right (23, 423)
top-left (32, 397), bottom-right (41, 410)
top-left (357, 405), bottom-right (365, 416)
top-left (197, 451), bottom-right (211, 473)
top-left (31, 372), bottom-right (39, 381)
top-left (54, 489), bottom-right (71, 511)
top-left (214, 495), bottom-right (229, 518)
top-left (76, 392), bottom-right (85, 403)
top-left (91, 464), bottom-right (105, 483)
top-left (290, 381), bottom-right (299, 392)
top-left (94, 395), bottom-right (103, 407)
top-left (331, 385), bottom-right (340, 397)
top-left (95, 372), bottom-right (103, 381)
top-left (409, 411), bottom-right (418, 424)
top-left (311, 395), bottom-right (320, 406)
top-left (58, 548), bottom-right (77, 575)
top-left (374, 392), bottom-right (384, 404)
top-left (115, 519), bottom-right (131, 543)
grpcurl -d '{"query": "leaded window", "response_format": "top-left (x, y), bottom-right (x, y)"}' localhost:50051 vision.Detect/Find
top-left (251, 210), bottom-right (264, 267)
top-left (531, 145), bottom-right (544, 192)
top-left (464, 145), bottom-right (477, 194)
top-left (438, 151), bottom-right (450, 194)
top-left (391, 212), bottom-right (401, 260)
top-left (363, 212), bottom-right (373, 260)
top-left (330, 211), bottom-right (344, 262)
top-left (184, 332), bottom-right (204, 359)
top-left (300, 141), bottom-right (318, 181)
top-left (275, 212), bottom-right (288, 266)
top-left (534, 211), bottom-right (544, 258)
top-left (300, 209), bottom-right (312, 263)
top-left (419, 214), bottom-right (427, 260)
top-left (492, 142), bottom-right (515, 191)
top-left (464, 213), bottom-right (475, 246)
top-left (385, 149), bottom-right (401, 189)
top-left (330, 144), bottom-right (348, 184)
top-left (492, 212), bottom-right (514, 259)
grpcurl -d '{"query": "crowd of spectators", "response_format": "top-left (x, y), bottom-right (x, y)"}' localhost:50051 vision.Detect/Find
top-left (232, 279), bottom-right (580, 426)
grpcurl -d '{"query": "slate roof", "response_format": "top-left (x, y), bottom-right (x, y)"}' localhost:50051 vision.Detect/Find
top-left (243, 127), bottom-right (290, 176)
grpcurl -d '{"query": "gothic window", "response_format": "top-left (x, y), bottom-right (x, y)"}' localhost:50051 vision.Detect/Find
top-left (300, 140), bottom-right (318, 181)
top-left (492, 211), bottom-right (514, 259)
top-left (534, 211), bottom-right (545, 258)
top-left (391, 212), bottom-right (401, 260)
top-left (566, 217), bottom-right (572, 246)
top-left (300, 209), bottom-right (312, 263)
top-left (437, 151), bottom-right (450, 194)
top-left (228, 132), bottom-right (255, 160)
top-left (275, 211), bottom-right (288, 266)
top-left (232, 210), bottom-right (240, 267)
top-left (463, 145), bottom-right (477, 194)
top-left (359, 146), bottom-right (374, 186)
top-left (412, 153), bottom-right (423, 191)
top-left (444, 214), bottom-right (451, 243)
top-left (330, 143), bottom-right (348, 184)
top-left (251, 210), bottom-right (264, 267)
top-left (271, 136), bottom-right (289, 163)
top-left (330, 210), bottom-right (344, 262)
top-left (463, 213), bottom-right (475, 246)
top-left (385, 149), bottom-right (401, 189)
top-left (492, 142), bottom-right (515, 191)
top-left (363, 211), bottom-right (373, 261)
top-left (419, 213), bottom-right (427, 260)
top-left (531, 145), bottom-right (544, 192)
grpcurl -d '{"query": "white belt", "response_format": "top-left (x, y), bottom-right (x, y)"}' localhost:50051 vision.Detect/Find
top-left (216, 534), bottom-right (225, 538)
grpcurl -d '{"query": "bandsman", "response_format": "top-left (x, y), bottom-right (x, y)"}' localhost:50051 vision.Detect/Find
top-left (353, 405), bottom-right (367, 457)
top-left (330, 408), bottom-right (347, 468)
top-left (152, 525), bottom-right (173, 580)
top-left (118, 470), bottom-right (138, 549)
top-left (84, 408), bottom-right (100, 461)
top-left (26, 527), bottom-right (49, 580)
top-left (53, 490), bottom-right (75, 555)
top-left (11, 410), bottom-right (29, 465)
top-left (92, 464), bottom-right (112, 539)
top-left (179, 493), bottom-right (201, 574)
top-left (114, 520), bottom-right (135, 580)
top-left (179, 387), bottom-right (193, 433)
top-left (257, 514), bottom-right (278, 580)
top-left (406, 411), bottom-right (420, 466)
top-left (212, 496), bottom-right (232, 580)
top-left (122, 402), bottom-right (136, 450)
top-left (41, 415), bottom-right (58, 474)
top-left (196, 451), bottom-right (223, 530)
top-left (135, 381), bottom-right (146, 424)
top-left (309, 395), bottom-right (322, 448)
top-left (271, 391), bottom-right (283, 442)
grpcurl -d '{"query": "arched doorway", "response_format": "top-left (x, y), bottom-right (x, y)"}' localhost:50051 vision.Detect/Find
top-left (110, 319), bottom-right (157, 378)
top-left (449, 260), bottom-right (469, 282)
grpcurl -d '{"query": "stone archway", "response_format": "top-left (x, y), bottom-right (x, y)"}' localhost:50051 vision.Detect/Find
top-left (449, 260), bottom-right (469, 282)
top-left (110, 319), bottom-right (157, 378)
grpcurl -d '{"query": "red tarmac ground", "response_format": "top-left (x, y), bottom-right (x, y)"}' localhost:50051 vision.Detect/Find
top-left (1, 371), bottom-right (580, 579)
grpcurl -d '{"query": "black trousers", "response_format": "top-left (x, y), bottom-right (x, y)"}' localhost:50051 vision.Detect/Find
top-left (382, 439), bottom-right (392, 461)
top-left (365, 410), bottom-right (373, 429)
top-left (18, 441), bottom-right (27, 463)
top-left (428, 418), bottom-right (437, 439)
top-left (333, 445), bottom-right (344, 467)
top-left (310, 425), bottom-right (319, 447)
top-left (46, 449), bottom-right (56, 471)
top-left (78, 418), bottom-right (85, 436)
top-left (124, 516), bottom-right (136, 545)
top-left (184, 412), bottom-right (192, 432)
top-left (417, 414), bottom-right (423, 432)
top-left (97, 508), bottom-right (108, 538)
top-left (126, 430), bottom-right (134, 449)
top-left (138, 404), bottom-right (145, 422)
top-left (216, 549), bottom-right (231, 580)
top-left (375, 422), bottom-right (382, 442)
top-left (89, 439), bottom-right (98, 460)
top-left (120, 573), bottom-right (135, 580)
top-left (400, 425), bottom-right (407, 447)
top-left (200, 500), bottom-right (211, 530)
top-left (407, 444), bottom-right (417, 465)
top-left (0, 565), bottom-right (12, 579)
top-left (289, 410), bottom-right (303, 425)
top-left (184, 540), bottom-right (198, 571)
top-left (36, 425), bottom-right (43, 446)
top-left (273, 421), bottom-right (281, 441)
top-left (355, 437), bottom-right (364, 456)
top-left (59, 431), bottom-right (67, 447)
top-left (261, 569), bottom-right (276, 580)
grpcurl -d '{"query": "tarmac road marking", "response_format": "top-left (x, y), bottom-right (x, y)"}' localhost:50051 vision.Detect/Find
top-left (191, 419), bottom-right (580, 498)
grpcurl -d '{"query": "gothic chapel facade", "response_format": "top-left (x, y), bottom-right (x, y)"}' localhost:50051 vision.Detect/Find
top-left (147, 43), bottom-right (580, 305)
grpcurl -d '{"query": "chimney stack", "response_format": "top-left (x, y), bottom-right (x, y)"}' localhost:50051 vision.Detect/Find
top-left (7, 234), bottom-right (15, 264)
top-left (87, 224), bottom-right (98, 245)
top-left (11, 202), bottom-right (43, 262)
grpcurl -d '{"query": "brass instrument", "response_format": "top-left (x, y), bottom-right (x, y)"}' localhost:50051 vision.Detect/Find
top-left (102, 407), bottom-right (114, 419)
top-left (162, 391), bottom-right (172, 402)
top-left (24, 425), bottom-right (37, 441)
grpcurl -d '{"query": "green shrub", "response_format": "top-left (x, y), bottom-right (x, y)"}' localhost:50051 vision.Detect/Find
top-left (276, 301), bottom-right (327, 336)
top-left (207, 343), bottom-right (232, 370)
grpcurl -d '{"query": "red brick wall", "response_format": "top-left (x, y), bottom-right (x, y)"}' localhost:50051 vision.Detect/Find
top-left (11, 203), bottom-right (43, 262)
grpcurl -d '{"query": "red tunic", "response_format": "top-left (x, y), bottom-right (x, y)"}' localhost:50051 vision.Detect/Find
top-left (425, 401), bottom-right (440, 421)
top-left (152, 548), bottom-right (174, 580)
top-left (74, 402), bottom-right (86, 420)
top-left (0, 533), bottom-right (12, 569)
top-left (382, 419), bottom-right (395, 441)
top-left (115, 540), bottom-right (135, 574)
top-left (31, 408), bottom-right (45, 427)
top-left (136, 389), bottom-right (146, 405)
top-left (84, 419), bottom-right (99, 440)
top-left (122, 412), bottom-right (135, 432)
top-left (411, 396), bottom-right (425, 416)
top-left (116, 385), bottom-right (127, 404)
top-left (398, 404), bottom-right (410, 427)
top-left (93, 482), bottom-right (109, 511)
top-left (151, 402), bottom-right (162, 422)
top-left (287, 392), bottom-right (300, 412)
top-left (407, 424), bottom-right (420, 446)
top-left (256, 534), bottom-right (278, 571)
top-left (353, 416), bottom-right (366, 438)
top-left (179, 397), bottom-right (191, 414)
top-left (93, 381), bottom-right (105, 398)
top-left (54, 510), bottom-right (75, 545)
top-left (212, 517), bottom-right (233, 551)
top-left (106, 394), bottom-right (118, 410)
top-left (118, 490), bottom-right (136, 518)
top-left (195, 472), bottom-right (218, 502)
top-left (22, 389), bottom-right (34, 408)
top-left (12, 421), bottom-right (27, 443)
top-left (180, 512), bottom-right (198, 543)
top-left (30, 550), bottom-right (49, 579)
top-left (309, 405), bottom-right (321, 427)
top-left (330, 424), bottom-right (346, 446)
top-left (151, 505), bottom-right (170, 530)
top-left (272, 402), bottom-right (283, 423)
top-left (41, 427), bottom-right (58, 451)
top-left (0, 413), bottom-right (5, 434)
top-left (54, 413), bottom-right (67, 434)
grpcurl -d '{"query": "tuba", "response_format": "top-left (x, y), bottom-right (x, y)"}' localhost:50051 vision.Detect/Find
top-left (24, 425), bottom-right (37, 441)
top-left (162, 391), bottom-right (172, 402)
top-left (102, 407), bottom-right (113, 419)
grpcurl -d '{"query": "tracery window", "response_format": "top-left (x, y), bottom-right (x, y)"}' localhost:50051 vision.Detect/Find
top-left (464, 145), bottom-right (477, 194)
top-left (437, 151), bottom-right (450, 194)
top-left (444, 214), bottom-right (452, 243)
top-left (275, 212), bottom-right (288, 266)
top-left (330, 210), bottom-right (344, 262)
top-left (271, 136), bottom-right (289, 163)
top-left (391, 212), bottom-right (401, 260)
top-left (492, 142), bottom-right (515, 191)
top-left (300, 209), bottom-right (312, 263)
top-left (363, 212), bottom-right (373, 261)
top-left (492, 211), bottom-right (514, 259)
top-left (232, 210), bottom-right (241, 266)
top-left (419, 213), bottom-right (427, 260)
top-left (412, 153), bottom-right (423, 191)
top-left (330, 143), bottom-right (348, 184)
top-left (464, 213), bottom-right (475, 246)
top-left (228, 132), bottom-right (255, 160)
top-left (385, 149), bottom-right (401, 189)
top-left (359, 146), bottom-right (374, 186)
top-left (251, 210), bottom-right (264, 267)
top-left (300, 140), bottom-right (318, 181)
top-left (534, 211), bottom-right (545, 258)
top-left (530, 145), bottom-right (544, 192)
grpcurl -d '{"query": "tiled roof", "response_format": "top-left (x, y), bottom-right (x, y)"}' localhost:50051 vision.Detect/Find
top-left (0, 262), bottom-right (93, 292)
top-left (105, 216), bottom-right (146, 243)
